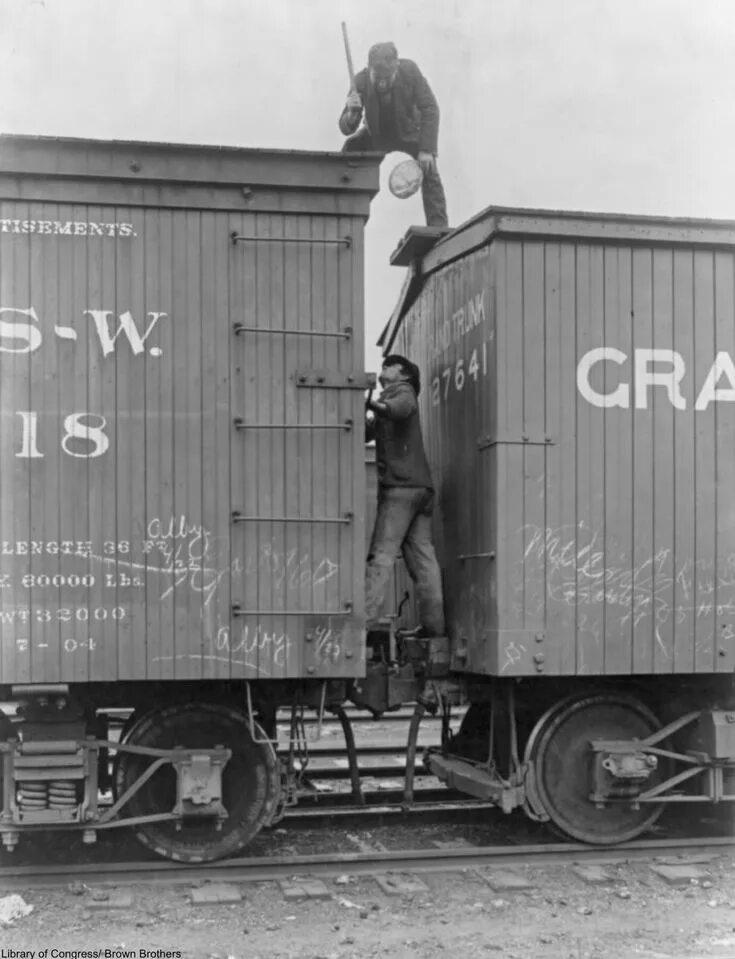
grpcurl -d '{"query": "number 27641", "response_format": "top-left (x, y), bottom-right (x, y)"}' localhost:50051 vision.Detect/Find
top-left (431, 343), bottom-right (487, 407)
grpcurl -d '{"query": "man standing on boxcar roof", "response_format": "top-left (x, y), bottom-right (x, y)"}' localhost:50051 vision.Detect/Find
top-left (364, 354), bottom-right (445, 637)
top-left (339, 42), bottom-right (449, 228)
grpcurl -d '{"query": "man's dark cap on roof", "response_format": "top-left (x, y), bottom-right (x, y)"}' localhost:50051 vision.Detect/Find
top-left (368, 42), bottom-right (399, 67)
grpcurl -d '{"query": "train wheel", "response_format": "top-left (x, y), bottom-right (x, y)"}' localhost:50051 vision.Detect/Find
top-left (524, 693), bottom-right (666, 844)
top-left (114, 702), bottom-right (280, 862)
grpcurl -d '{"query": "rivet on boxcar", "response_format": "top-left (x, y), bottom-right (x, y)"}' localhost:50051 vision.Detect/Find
top-left (522, 434), bottom-right (529, 442)
top-left (241, 187), bottom-right (253, 200)
top-left (317, 375), bottom-right (325, 383)
top-left (535, 633), bottom-right (544, 643)
top-left (129, 160), bottom-right (140, 172)
top-left (345, 651), bottom-right (353, 659)
top-left (341, 173), bottom-right (352, 183)
top-left (305, 632), bottom-right (314, 642)
top-left (719, 649), bottom-right (727, 657)
top-left (307, 666), bottom-right (316, 674)
top-left (533, 653), bottom-right (545, 664)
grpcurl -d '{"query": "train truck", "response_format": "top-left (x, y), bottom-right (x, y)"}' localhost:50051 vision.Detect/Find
top-left (0, 135), bottom-right (733, 860)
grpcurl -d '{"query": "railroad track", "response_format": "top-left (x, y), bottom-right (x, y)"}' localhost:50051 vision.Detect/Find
top-left (1, 835), bottom-right (733, 890)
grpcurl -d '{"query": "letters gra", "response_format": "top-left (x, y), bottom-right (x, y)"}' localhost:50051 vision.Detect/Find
top-left (579, 347), bottom-right (735, 411)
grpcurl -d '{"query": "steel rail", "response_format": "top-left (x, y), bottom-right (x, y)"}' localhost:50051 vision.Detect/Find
top-left (1, 836), bottom-right (732, 890)
top-left (282, 796), bottom-right (492, 819)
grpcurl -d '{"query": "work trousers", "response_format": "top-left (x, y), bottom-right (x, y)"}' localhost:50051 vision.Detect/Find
top-left (342, 128), bottom-right (448, 228)
top-left (365, 486), bottom-right (445, 635)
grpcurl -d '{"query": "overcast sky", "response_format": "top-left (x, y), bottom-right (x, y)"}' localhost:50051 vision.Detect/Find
top-left (1, 0), bottom-right (734, 372)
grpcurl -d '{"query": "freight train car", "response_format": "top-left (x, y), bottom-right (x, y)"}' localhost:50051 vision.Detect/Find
top-left (0, 134), bottom-right (420, 862)
top-left (380, 209), bottom-right (735, 843)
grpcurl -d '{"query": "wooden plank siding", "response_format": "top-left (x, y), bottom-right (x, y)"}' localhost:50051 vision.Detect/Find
top-left (383, 209), bottom-right (735, 678)
top-left (0, 136), bottom-right (379, 685)
top-left (713, 252), bottom-right (735, 673)
top-left (692, 253), bottom-right (718, 672)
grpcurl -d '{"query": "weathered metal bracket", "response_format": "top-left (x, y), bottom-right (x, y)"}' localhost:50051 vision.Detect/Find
top-left (302, 613), bottom-right (361, 677)
top-left (294, 370), bottom-right (376, 390)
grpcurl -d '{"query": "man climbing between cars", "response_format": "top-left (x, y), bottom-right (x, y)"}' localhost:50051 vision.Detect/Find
top-left (364, 355), bottom-right (445, 641)
top-left (339, 41), bottom-right (449, 228)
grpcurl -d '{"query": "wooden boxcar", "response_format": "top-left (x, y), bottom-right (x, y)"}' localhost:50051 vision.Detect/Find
top-left (382, 209), bottom-right (735, 842)
top-left (0, 135), bottom-right (383, 861)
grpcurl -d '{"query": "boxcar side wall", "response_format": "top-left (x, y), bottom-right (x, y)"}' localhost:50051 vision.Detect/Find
top-left (394, 229), bottom-right (735, 679)
top-left (0, 139), bottom-right (379, 685)
top-left (492, 237), bottom-right (735, 678)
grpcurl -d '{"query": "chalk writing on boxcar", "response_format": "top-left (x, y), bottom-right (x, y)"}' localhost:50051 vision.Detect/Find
top-left (521, 522), bottom-right (735, 629)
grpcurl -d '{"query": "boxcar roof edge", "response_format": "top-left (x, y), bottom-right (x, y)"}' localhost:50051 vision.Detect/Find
top-left (0, 134), bottom-right (382, 195)
top-left (380, 203), bottom-right (735, 352)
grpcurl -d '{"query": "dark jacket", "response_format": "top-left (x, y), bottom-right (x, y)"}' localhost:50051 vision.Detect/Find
top-left (365, 382), bottom-right (434, 489)
top-left (339, 59), bottom-right (440, 155)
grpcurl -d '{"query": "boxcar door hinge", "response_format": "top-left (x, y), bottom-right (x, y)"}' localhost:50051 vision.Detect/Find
top-left (294, 370), bottom-right (377, 390)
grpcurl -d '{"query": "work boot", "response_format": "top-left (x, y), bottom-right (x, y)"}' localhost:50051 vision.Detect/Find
top-left (426, 635), bottom-right (450, 677)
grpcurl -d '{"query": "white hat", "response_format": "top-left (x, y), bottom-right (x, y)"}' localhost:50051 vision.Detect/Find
top-left (388, 158), bottom-right (424, 199)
